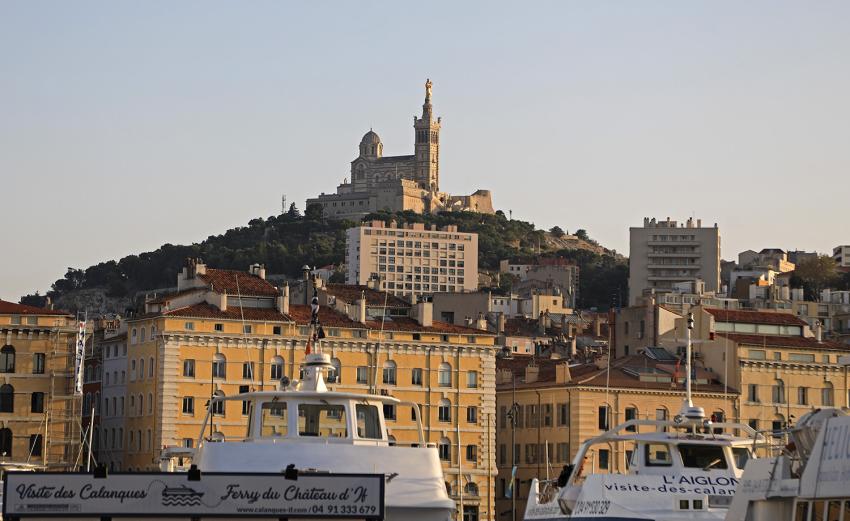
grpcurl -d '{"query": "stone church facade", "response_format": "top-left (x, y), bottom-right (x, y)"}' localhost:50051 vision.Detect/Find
top-left (307, 80), bottom-right (494, 220)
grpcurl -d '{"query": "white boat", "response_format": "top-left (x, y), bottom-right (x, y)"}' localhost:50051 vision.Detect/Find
top-left (725, 407), bottom-right (850, 521)
top-left (165, 292), bottom-right (455, 521)
top-left (524, 312), bottom-right (768, 521)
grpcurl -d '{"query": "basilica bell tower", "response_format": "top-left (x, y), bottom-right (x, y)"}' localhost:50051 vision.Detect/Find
top-left (414, 79), bottom-right (441, 192)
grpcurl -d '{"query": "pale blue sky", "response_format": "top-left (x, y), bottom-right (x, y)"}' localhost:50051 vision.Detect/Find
top-left (2, 1), bottom-right (849, 300)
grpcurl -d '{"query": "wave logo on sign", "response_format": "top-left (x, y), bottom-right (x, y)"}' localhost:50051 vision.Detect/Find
top-left (161, 485), bottom-right (204, 507)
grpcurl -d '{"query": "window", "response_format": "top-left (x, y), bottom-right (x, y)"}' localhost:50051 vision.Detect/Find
top-left (32, 353), bottom-right (45, 374)
top-left (382, 361), bottom-right (397, 385)
top-left (822, 383), bottom-right (835, 406)
top-left (797, 387), bottom-right (808, 405)
top-left (678, 444), bottom-right (728, 469)
top-left (466, 371), bottom-right (478, 388)
top-left (411, 367), bottom-right (423, 386)
top-left (732, 447), bottom-right (751, 469)
top-left (0, 384), bottom-right (14, 412)
top-left (242, 362), bottom-right (255, 380)
top-left (383, 403), bottom-right (396, 421)
top-left (557, 442), bottom-right (569, 463)
top-left (438, 362), bottom-right (451, 387)
top-left (261, 402), bottom-right (288, 437)
top-left (598, 405), bottom-right (610, 430)
top-left (356, 366), bottom-right (368, 384)
top-left (130, 359), bottom-right (136, 380)
top-left (438, 437), bottom-right (451, 461)
top-left (772, 380), bottom-right (786, 404)
top-left (183, 359), bottom-right (195, 377)
top-left (149, 357), bottom-right (154, 377)
top-left (467, 406), bottom-right (477, 424)
top-left (625, 407), bottom-right (637, 432)
top-left (747, 384), bottom-right (759, 402)
top-left (31, 392), bottom-right (44, 413)
top-left (542, 403), bottom-right (552, 427)
top-left (355, 404), bottom-right (381, 439)
top-left (438, 399), bottom-right (451, 422)
top-left (212, 391), bottom-right (225, 415)
top-left (0, 428), bottom-right (12, 457)
top-left (214, 323), bottom-right (224, 332)
top-left (243, 325), bottom-right (252, 334)
top-left (466, 444), bottom-right (477, 462)
top-left (212, 354), bottom-right (226, 378)
top-left (184, 322), bottom-right (194, 331)
top-left (297, 403), bottom-right (347, 437)
top-left (182, 396), bottom-right (194, 415)
top-left (0, 346), bottom-right (15, 373)
top-left (558, 403), bottom-right (569, 426)
top-left (240, 385), bottom-right (250, 415)
top-left (271, 356), bottom-right (284, 380)
top-left (525, 443), bottom-right (538, 464)
top-left (645, 443), bottom-right (673, 466)
top-left (138, 394), bottom-right (144, 416)
top-left (139, 358), bottom-right (144, 380)
top-left (598, 449), bottom-right (610, 470)
top-left (328, 358), bottom-right (341, 383)
top-left (29, 434), bottom-right (43, 457)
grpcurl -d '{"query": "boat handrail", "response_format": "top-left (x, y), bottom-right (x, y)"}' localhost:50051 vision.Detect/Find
top-left (588, 418), bottom-right (763, 442)
top-left (397, 400), bottom-right (425, 445)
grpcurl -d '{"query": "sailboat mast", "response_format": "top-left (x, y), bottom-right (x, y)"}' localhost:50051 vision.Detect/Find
top-left (686, 312), bottom-right (694, 407)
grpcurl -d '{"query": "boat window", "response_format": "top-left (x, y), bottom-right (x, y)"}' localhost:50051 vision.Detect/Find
top-left (298, 403), bottom-right (347, 438)
top-left (260, 402), bottom-right (288, 437)
top-left (843, 501), bottom-right (850, 521)
top-left (794, 501), bottom-right (809, 521)
top-left (827, 501), bottom-right (840, 521)
top-left (678, 444), bottom-right (728, 469)
top-left (731, 447), bottom-right (751, 469)
top-left (644, 443), bottom-right (673, 466)
top-left (356, 404), bottom-right (382, 439)
top-left (811, 501), bottom-right (825, 521)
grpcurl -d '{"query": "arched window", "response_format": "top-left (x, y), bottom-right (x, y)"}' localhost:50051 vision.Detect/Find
top-left (137, 430), bottom-right (142, 452)
top-left (139, 358), bottom-right (144, 380)
top-left (138, 394), bottom-right (144, 416)
top-left (822, 382), bottom-right (835, 406)
top-left (438, 437), bottom-right (451, 461)
top-left (83, 393), bottom-right (91, 415)
top-left (382, 360), bottom-right (397, 385)
top-left (149, 357), bottom-right (154, 377)
top-left (118, 428), bottom-right (123, 448)
top-left (140, 327), bottom-right (146, 343)
top-left (772, 379), bottom-right (786, 404)
top-left (212, 354), bottom-right (226, 379)
top-left (438, 362), bottom-right (451, 387)
top-left (105, 372), bottom-right (110, 386)
top-left (328, 358), bottom-right (342, 383)
top-left (464, 482), bottom-right (479, 497)
top-left (270, 356), bottom-right (285, 380)
top-left (212, 390), bottom-right (225, 416)
top-left (1, 346), bottom-right (15, 373)
top-left (624, 405), bottom-right (639, 432)
top-left (438, 399), bottom-right (451, 422)
top-left (2, 384), bottom-right (17, 412)
top-left (94, 392), bottom-right (100, 415)
top-left (112, 397), bottom-right (117, 417)
top-left (148, 392), bottom-right (153, 414)
top-left (0, 428), bottom-right (12, 457)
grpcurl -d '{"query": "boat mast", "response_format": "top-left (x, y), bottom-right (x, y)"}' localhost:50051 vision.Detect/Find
top-left (686, 312), bottom-right (693, 407)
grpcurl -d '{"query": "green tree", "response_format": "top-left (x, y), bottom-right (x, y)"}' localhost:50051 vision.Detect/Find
top-left (575, 229), bottom-right (589, 241)
top-left (550, 226), bottom-right (566, 238)
top-left (793, 255), bottom-right (839, 299)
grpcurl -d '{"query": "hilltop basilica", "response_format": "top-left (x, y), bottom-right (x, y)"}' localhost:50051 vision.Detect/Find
top-left (306, 80), bottom-right (494, 220)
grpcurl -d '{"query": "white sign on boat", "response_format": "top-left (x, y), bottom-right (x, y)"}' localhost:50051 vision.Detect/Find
top-left (2, 471), bottom-right (384, 519)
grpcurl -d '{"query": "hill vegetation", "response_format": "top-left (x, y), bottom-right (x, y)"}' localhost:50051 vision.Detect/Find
top-left (21, 205), bottom-right (628, 312)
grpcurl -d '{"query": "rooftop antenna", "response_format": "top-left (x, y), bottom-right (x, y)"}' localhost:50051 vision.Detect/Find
top-left (281, 194), bottom-right (287, 214)
top-left (678, 312), bottom-right (705, 421)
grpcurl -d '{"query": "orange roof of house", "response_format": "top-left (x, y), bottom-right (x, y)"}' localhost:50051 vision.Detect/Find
top-left (0, 299), bottom-right (70, 316)
top-left (706, 308), bottom-right (807, 326)
top-left (364, 316), bottom-right (488, 335)
top-left (716, 333), bottom-right (848, 351)
top-left (287, 304), bottom-right (365, 329)
top-left (198, 269), bottom-right (279, 297)
top-left (163, 303), bottom-right (290, 322)
top-left (324, 284), bottom-right (409, 308)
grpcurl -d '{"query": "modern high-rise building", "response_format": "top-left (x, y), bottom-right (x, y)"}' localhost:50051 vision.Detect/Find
top-left (345, 220), bottom-right (478, 299)
top-left (628, 217), bottom-right (721, 305)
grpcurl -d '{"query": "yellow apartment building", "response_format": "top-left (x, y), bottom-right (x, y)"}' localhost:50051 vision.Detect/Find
top-left (495, 353), bottom-right (735, 520)
top-left (662, 307), bottom-right (850, 433)
top-left (124, 260), bottom-right (499, 521)
top-left (0, 299), bottom-right (79, 467)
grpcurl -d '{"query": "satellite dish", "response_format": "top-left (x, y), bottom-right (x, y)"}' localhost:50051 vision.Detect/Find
top-left (280, 376), bottom-right (291, 389)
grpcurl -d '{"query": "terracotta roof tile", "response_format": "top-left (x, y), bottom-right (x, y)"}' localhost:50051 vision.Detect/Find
top-left (198, 269), bottom-right (278, 297)
top-left (706, 308), bottom-right (807, 326)
top-left (716, 333), bottom-right (848, 350)
top-left (146, 288), bottom-right (205, 305)
top-left (0, 299), bottom-right (71, 316)
top-left (163, 303), bottom-right (290, 322)
top-left (287, 305), bottom-right (365, 329)
top-left (364, 317), bottom-right (488, 335)
top-left (324, 284), bottom-right (409, 308)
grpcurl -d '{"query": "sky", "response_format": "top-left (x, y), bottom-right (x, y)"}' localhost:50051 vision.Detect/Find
top-left (1, 1), bottom-right (849, 301)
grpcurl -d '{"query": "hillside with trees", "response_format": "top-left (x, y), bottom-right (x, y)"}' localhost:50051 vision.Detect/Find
top-left (20, 205), bottom-right (628, 312)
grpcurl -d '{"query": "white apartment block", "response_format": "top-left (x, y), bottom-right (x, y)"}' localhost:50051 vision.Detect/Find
top-left (834, 245), bottom-right (850, 268)
top-left (345, 220), bottom-right (478, 299)
top-left (628, 217), bottom-right (721, 305)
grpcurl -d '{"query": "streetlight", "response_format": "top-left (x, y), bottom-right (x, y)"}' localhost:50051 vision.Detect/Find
top-left (497, 346), bottom-right (520, 521)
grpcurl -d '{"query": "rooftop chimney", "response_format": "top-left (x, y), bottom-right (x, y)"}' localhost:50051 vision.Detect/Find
top-left (476, 312), bottom-right (487, 331)
top-left (277, 283), bottom-right (290, 315)
top-left (497, 312), bottom-right (506, 334)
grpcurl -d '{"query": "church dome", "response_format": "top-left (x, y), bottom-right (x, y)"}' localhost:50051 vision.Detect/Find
top-left (361, 130), bottom-right (382, 146)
